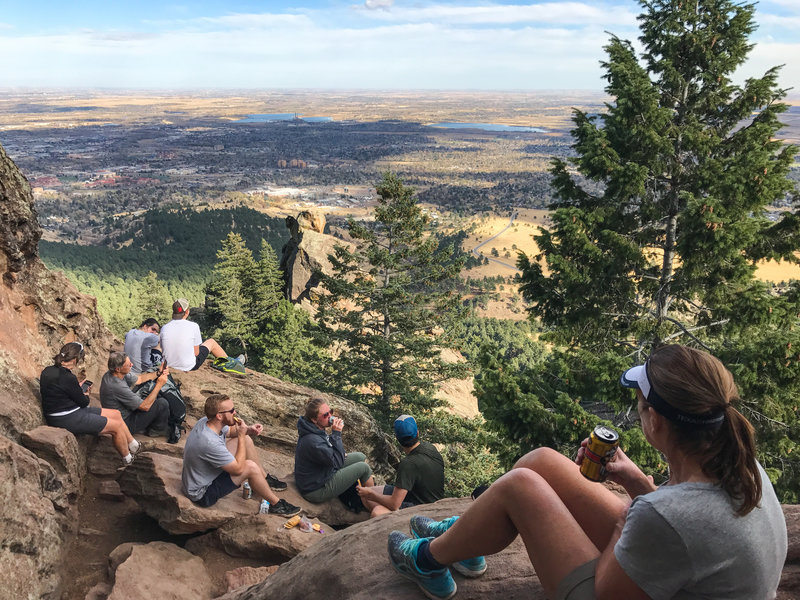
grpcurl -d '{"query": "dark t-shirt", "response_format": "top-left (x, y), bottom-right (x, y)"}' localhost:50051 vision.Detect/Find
top-left (394, 440), bottom-right (445, 505)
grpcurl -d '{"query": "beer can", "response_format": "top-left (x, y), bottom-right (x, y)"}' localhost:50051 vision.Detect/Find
top-left (242, 481), bottom-right (252, 499)
top-left (580, 425), bottom-right (619, 482)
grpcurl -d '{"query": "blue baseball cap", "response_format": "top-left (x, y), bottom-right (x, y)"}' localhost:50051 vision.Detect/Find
top-left (394, 414), bottom-right (418, 445)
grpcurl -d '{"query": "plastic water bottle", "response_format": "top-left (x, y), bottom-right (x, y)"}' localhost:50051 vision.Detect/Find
top-left (258, 499), bottom-right (270, 514)
top-left (242, 481), bottom-right (252, 499)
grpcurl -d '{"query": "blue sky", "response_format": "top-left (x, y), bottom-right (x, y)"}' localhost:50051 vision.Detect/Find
top-left (0, 1), bottom-right (798, 90)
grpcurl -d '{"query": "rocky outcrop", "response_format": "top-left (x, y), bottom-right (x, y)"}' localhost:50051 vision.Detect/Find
top-left (0, 142), bottom-right (40, 280)
top-left (186, 514), bottom-right (333, 563)
top-left (216, 497), bottom-right (543, 600)
top-left (217, 498), bottom-right (800, 600)
top-left (0, 436), bottom-right (70, 600)
top-left (106, 542), bottom-right (214, 600)
top-left (224, 566), bottom-right (279, 594)
top-left (20, 425), bottom-right (85, 511)
top-left (280, 211), bottom-right (349, 304)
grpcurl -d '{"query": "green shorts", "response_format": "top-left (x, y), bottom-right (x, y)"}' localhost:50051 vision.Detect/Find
top-left (555, 558), bottom-right (597, 600)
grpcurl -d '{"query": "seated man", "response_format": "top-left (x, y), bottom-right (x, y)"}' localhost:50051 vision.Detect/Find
top-left (357, 414), bottom-right (444, 517)
top-left (294, 398), bottom-right (376, 507)
top-left (124, 318), bottom-right (161, 375)
top-left (160, 298), bottom-right (237, 372)
top-left (100, 351), bottom-right (172, 439)
top-left (182, 393), bottom-right (299, 515)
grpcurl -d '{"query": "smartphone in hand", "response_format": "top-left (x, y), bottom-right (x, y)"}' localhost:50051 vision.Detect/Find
top-left (81, 380), bottom-right (93, 392)
top-left (158, 360), bottom-right (167, 376)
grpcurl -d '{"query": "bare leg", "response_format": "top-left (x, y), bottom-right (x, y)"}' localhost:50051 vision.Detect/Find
top-left (202, 338), bottom-right (228, 359)
top-left (226, 437), bottom-right (278, 504)
top-left (99, 408), bottom-right (134, 457)
top-left (429, 450), bottom-right (628, 598)
top-left (513, 447), bottom-right (627, 548)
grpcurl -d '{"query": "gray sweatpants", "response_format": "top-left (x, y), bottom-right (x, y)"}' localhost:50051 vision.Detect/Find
top-left (302, 452), bottom-right (373, 503)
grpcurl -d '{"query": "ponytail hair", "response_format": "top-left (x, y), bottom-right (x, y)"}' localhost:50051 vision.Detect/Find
top-left (54, 342), bottom-right (85, 367)
top-left (647, 345), bottom-right (762, 516)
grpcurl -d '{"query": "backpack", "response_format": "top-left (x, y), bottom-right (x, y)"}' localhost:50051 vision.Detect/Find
top-left (135, 373), bottom-right (186, 425)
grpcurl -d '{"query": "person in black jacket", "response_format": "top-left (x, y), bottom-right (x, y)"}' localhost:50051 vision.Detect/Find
top-left (40, 342), bottom-right (140, 465)
top-left (294, 398), bottom-right (376, 505)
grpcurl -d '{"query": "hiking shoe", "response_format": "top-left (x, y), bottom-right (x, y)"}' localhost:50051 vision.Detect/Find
top-left (268, 499), bottom-right (301, 517)
top-left (410, 516), bottom-right (487, 578)
top-left (266, 473), bottom-right (287, 491)
top-left (388, 532), bottom-right (456, 600)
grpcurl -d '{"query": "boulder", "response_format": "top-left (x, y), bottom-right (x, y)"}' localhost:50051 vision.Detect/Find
top-left (118, 452), bottom-right (253, 534)
top-left (224, 566), bottom-right (279, 594)
top-left (216, 497), bottom-right (544, 600)
top-left (0, 436), bottom-right (68, 600)
top-left (106, 541), bottom-right (214, 600)
top-left (21, 425), bottom-right (85, 508)
top-left (186, 514), bottom-right (333, 563)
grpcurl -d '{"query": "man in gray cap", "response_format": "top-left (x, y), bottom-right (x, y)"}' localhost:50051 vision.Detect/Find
top-left (357, 414), bottom-right (445, 517)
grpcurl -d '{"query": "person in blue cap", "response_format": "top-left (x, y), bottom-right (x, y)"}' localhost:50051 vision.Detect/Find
top-left (385, 344), bottom-right (786, 600)
top-left (357, 414), bottom-right (444, 518)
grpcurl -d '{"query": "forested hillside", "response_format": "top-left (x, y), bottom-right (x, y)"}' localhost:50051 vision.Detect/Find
top-left (40, 206), bottom-right (287, 333)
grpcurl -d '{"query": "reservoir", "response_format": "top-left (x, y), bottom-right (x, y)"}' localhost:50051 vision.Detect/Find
top-left (236, 113), bottom-right (332, 123)
top-left (430, 122), bottom-right (546, 133)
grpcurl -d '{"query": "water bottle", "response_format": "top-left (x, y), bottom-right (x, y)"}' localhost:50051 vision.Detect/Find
top-left (258, 499), bottom-right (270, 514)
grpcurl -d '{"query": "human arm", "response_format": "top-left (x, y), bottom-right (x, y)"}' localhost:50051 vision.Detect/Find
top-left (64, 371), bottom-right (90, 408)
top-left (137, 369), bottom-right (169, 412)
top-left (594, 515), bottom-right (652, 600)
top-left (357, 484), bottom-right (408, 511)
top-left (575, 440), bottom-right (656, 499)
top-left (221, 420), bottom-right (250, 476)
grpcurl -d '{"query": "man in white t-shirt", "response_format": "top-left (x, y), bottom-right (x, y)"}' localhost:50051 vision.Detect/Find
top-left (160, 298), bottom-right (232, 372)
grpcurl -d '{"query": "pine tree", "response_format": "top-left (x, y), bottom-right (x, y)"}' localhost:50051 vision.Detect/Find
top-left (134, 271), bottom-right (171, 325)
top-left (316, 173), bottom-right (469, 428)
top-left (482, 0), bottom-right (800, 499)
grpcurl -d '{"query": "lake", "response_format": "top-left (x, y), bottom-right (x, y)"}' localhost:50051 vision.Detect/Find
top-left (430, 122), bottom-right (546, 133)
top-left (236, 113), bottom-right (332, 123)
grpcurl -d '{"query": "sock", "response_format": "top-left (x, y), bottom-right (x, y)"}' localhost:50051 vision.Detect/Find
top-left (416, 539), bottom-right (446, 572)
top-left (129, 439), bottom-right (140, 453)
top-left (122, 453), bottom-right (133, 465)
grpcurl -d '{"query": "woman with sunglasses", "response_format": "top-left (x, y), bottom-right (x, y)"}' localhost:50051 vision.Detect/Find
top-left (387, 345), bottom-right (787, 600)
top-left (40, 342), bottom-right (140, 466)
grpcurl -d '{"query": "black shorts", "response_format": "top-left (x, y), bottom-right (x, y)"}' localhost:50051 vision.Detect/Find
top-left (196, 471), bottom-right (239, 507)
top-left (382, 485), bottom-right (416, 509)
top-left (191, 345), bottom-right (210, 371)
top-left (46, 406), bottom-right (107, 435)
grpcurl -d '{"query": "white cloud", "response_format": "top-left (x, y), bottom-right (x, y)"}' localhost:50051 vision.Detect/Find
top-left (353, 2), bottom-right (638, 26)
top-left (758, 14), bottom-right (800, 29)
top-left (363, 0), bottom-right (394, 9)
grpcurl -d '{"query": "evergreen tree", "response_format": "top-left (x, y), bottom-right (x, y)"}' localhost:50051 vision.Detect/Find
top-left (482, 0), bottom-right (800, 499)
top-left (316, 173), bottom-right (469, 428)
top-left (134, 271), bottom-right (171, 325)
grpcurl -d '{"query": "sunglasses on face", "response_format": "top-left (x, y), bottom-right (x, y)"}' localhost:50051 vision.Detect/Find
top-left (320, 411), bottom-right (331, 418)
top-left (218, 407), bottom-right (236, 415)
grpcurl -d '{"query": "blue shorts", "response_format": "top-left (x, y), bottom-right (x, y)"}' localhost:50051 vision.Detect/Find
top-left (195, 471), bottom-right (239, 507)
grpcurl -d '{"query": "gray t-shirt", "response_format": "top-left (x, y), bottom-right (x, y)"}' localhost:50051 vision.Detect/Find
top-left (124, 328), bottom-right (160, 374)
top-left (615, 463), bottom-right (786, 600)
top-left (99, 371), bottom-right (141, 420)
top-left (181, 417), bottom-right (235, 502)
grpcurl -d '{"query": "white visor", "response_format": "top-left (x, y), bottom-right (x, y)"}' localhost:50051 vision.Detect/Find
top-left (619, 364), bottom-right (651, 400)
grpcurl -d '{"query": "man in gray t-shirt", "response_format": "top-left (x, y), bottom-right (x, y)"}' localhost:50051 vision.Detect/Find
top-left (99, 351), bottom-right (170, 436)
top-left (181, 393), bottom-right (300, 517)
top-left (124, 318), bottom-right (161, 374)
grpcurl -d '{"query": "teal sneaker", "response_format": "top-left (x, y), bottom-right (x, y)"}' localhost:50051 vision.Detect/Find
top-left (410, 516), bottom-right (487, 578)
top-left (387, 532), bottom-right (456, 600)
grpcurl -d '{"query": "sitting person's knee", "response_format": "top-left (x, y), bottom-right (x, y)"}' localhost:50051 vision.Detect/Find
top-left (513, 446), bottom-right (562, 470)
